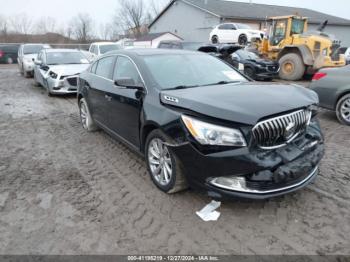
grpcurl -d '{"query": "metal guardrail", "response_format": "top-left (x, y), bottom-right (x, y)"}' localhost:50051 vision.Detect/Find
top-left (0, 43), bottom-right (91, 50)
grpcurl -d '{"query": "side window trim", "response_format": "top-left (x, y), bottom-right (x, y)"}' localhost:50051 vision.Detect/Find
top-left (94, 55), bottom-right (117, 80)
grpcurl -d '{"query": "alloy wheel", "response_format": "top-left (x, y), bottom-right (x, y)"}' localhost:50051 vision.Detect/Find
top-left (148, 138), bottom-right (173, 186)
top-left (80, 101), bottom-right (88, 129)
top-left (340, 98), bottom-right (350, 122)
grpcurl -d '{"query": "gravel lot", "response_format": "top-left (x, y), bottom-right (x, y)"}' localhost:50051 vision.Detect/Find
top-left (0, 64), bottom-right (349, 255)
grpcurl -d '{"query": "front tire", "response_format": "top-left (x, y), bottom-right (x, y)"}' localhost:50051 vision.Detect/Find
top-left (336, 94), bottom-right (350, 126)
top-left (279, 53), bottom-right (305, 81)
top-left (24, 70), bottom-right (31, 78)
top-left (145, 129), bottom-right (188, 194)
top-left (79, 98), bottom-right (99, 131)
top-left (33, 71), bottom-right (41, 87)
top-left (244, 67), bottom-right (255, 79)
top-left (211, 35), bottom-right (219, 44)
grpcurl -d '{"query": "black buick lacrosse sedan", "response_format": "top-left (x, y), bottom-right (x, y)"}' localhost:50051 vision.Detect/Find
top-left (77, 49), bottom-right (324, 199)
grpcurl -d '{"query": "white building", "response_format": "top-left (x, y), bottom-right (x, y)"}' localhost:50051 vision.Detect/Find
top-left (149, 0), bottom-right (350, 46)
top-left (133, 32), bottom-right (183, 48)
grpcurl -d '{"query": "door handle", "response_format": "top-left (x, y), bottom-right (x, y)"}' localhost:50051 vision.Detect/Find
top-left (105, 94), bottom-right (112, 101)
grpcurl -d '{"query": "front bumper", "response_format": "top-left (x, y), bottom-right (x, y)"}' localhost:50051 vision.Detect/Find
top-left (47, 76), bottom-right (78, 94)
top-left (169, 121), bottom-right (324, 199)
top-left (23, 62), bottom-right (34, 73)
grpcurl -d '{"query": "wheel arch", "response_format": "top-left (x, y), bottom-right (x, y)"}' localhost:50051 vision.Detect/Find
top-left (278, 45), bottom-right (313, 66)
top-left (335, 90), bottom-right (350, 110)
top-left (141, 122), bottom-right (161, 152)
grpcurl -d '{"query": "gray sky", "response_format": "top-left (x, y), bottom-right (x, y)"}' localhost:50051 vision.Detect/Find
top-left (1, 0), bottom-right (349, 27)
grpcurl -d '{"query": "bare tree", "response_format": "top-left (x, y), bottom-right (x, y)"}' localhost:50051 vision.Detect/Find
top-left (34, 16), bottom-right (57, 34)
top-left (10, 13), bottom-right (33, 35)
top-left (0, 15), bottom-right (9, 36)
top-left (147, 0), bottom-right (169, 20)
top-left (114, 0), bottom-right (146, 37)
top-left (69, 13), bottom-right (94, 43)
top-left (99, 23), bottom-right (112, 40)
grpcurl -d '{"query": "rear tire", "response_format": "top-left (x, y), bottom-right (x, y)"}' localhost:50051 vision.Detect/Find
top-left (238, 34), bottom-right (248, 45)
top-left (336, 94), bottom-right (350, 126)
top-left (145, 129), bottom-right (188, 194)
top-left (279, 53), bottom-right (305, 81)
top-left (79, 98), bottom-right (99, 131)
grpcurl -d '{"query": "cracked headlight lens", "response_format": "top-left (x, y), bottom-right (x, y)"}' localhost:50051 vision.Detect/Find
top-left (181, 115), bottom-right (247, 147)
top-left (306, 104), bottom-right (318, 125)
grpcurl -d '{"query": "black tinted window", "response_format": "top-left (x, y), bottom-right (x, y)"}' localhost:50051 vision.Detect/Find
top-left (219, 24), bottom-right (235, 30)
top-left (96, 56), bottom-right (115, 79)
top-left (113, 56), bottom-right (142, 84)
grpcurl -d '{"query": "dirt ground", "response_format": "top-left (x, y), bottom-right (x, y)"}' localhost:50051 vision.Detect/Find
top-left (0, 64), bottom-right (349, 255)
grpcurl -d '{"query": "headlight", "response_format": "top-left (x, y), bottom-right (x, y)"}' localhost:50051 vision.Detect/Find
top-left (49, 71), bottom-right (58, 79)
top-left (306, 104), bottom-right (318, 125)
top-left (181, 115), bottom-right (247, 147)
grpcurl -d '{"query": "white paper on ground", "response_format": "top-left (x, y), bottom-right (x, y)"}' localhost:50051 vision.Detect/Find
top-left (196, 200), bottom-right (221, 221)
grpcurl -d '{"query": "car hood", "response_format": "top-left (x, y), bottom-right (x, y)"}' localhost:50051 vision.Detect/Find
top-left (48, 64), bottom-right (90, 76)
top-left (246, 58), bottom-right (278, 66)
top-left (160, 82), bottom-right (318, 125)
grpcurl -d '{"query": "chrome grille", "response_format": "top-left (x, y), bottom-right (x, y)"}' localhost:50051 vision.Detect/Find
top-left (252, 110), bottom-right (309, 149)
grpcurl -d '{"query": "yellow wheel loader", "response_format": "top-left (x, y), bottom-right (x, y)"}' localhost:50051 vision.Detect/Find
top-left (255, 15), bottom-right (345, 81)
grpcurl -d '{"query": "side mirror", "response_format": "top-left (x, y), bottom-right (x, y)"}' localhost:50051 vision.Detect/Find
top-left (114, 77), bottom-right (144, 91)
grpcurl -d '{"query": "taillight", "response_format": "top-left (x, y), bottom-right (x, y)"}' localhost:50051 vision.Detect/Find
top-left (0, 50), bottom-right (3, 58)
top-left (312, 72), bottom-right (327, 81)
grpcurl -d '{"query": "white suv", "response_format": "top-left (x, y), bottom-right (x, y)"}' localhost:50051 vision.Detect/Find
top-left (18, 44), bottom-right (51, 78)
top-left (209, 23), bottom-right (264, 45)
top-left (88, 42), bottom-right (121, 59)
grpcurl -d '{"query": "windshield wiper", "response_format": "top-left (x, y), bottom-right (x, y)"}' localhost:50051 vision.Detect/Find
top-left (203, 80), bottom-right (241, 86)
top-left (166, 85), bottom-right (200, 90)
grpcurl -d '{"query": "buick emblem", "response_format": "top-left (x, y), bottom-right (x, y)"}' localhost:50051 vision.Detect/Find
top-left (284, 122), bottom-right (296, 141)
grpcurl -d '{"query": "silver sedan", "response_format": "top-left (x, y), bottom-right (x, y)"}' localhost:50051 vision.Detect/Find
top-left (33, 49), bottom-right (90, 96)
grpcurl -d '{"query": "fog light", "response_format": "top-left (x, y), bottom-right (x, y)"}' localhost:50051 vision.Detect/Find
top-left (209, 176), bottom-right (247, 191)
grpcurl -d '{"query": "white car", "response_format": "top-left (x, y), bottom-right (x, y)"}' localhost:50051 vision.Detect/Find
top-left (209, 23), bottom-right (264, 45)
top-left (18, 44), bottom-right (51, 78)
top-left (88, 42), bottom-right (121, 58)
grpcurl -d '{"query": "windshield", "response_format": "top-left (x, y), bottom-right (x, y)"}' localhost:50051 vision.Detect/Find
top-left (291, 18), bottom-right (305, 34)
top-left (46, 52), bottom-right (89, 65)
top-left (182, 42), bottom-right (205, 51)
top-left (235, 50), bottom-right (259, 60)
top-left (143, 54), bottom-right (247, 90)
top-left (99, 44), bottom-right (120, 54)
top-left (236, 23), bottom-right (251, 30)
top-left (23, 45), bottom-right (45, 55)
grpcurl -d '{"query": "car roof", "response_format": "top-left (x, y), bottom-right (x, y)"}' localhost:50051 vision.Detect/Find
top-left (103, 48), bottom-right (202, 57)
top-left (44, 49), bottom-right (82, 53)
top-left (22, 43), bottom-right (49, 46)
